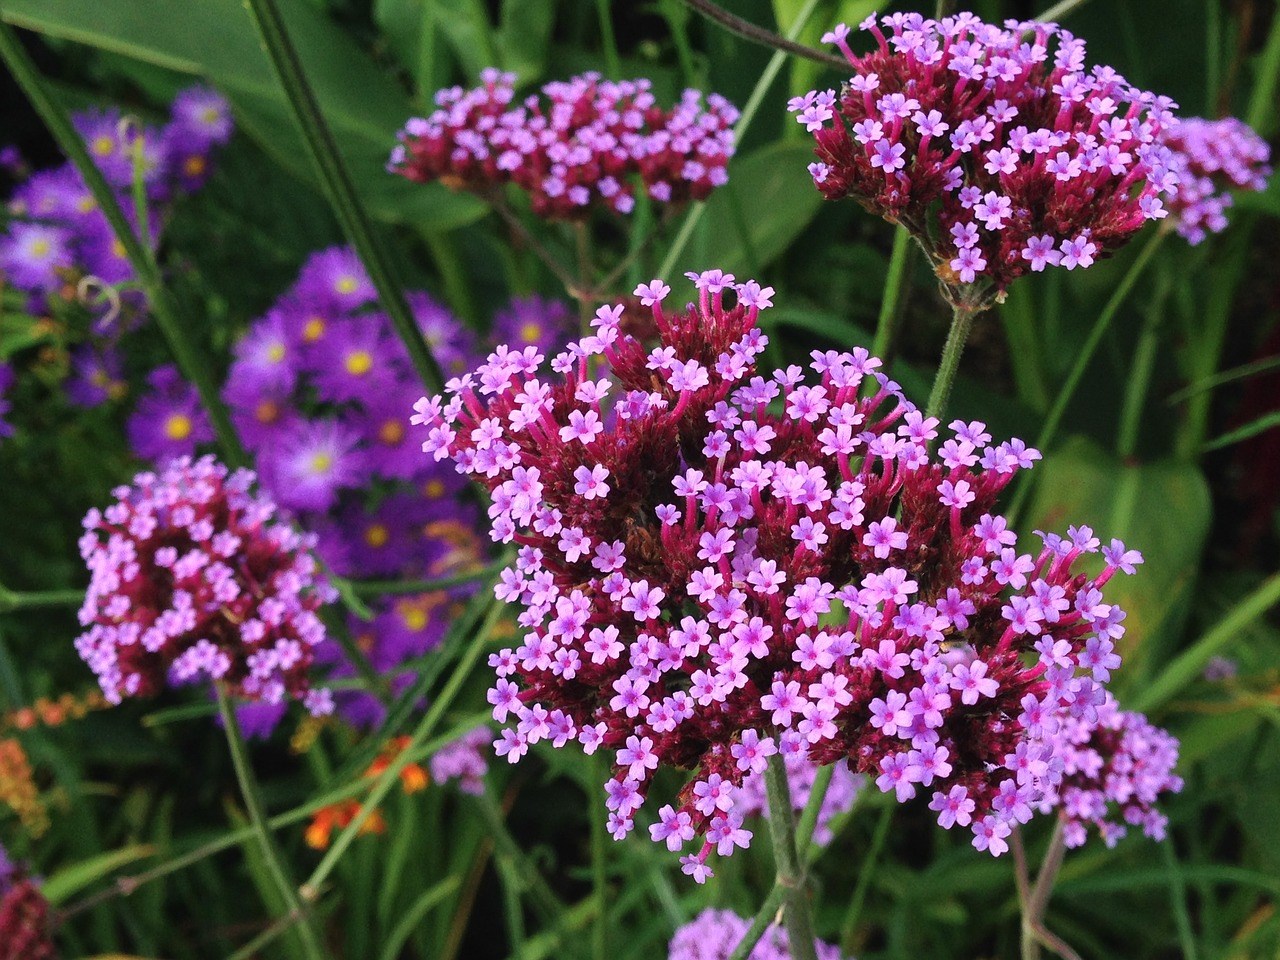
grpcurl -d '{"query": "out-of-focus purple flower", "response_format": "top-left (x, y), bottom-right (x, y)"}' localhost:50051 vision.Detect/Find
top-left (1040, 696), bottom-right (1182, 849)
top-left (1162, 117), bottom-right (1272, 244)
top-left (0, 364), bottom-right (14, 439)
top-left (75, 455), bottom-right (337, 714)
top-left (229, 309), bottom-right (298, 394)
top-left (391, 69), bottom-right (738, 220)
top-left (66, 345), bottom-right (128, 408)
top-left (169, 86), bottom-right (235, 148)
top-left (310, 318), bottom-right (399, 405)
top-left (795, 13), bottom-right (1178, 307)
top-left (413, 291), bottom-right (480, 377)
top-left (430, 725), bottom-right (491, 795)
top-left (270, 417), bottom-right (368, 513)
top-left (0, 146), bottom-right (23, 176)
top-left (668, 908), bottom-right (846, 960)
top-left (0, 223), bottom-right (74, 291)
top-left (491, 295), bottom-right (575, 357)
top-left (126, 365), bottom-right (214, 462)
top-left (1202, 655), bottom-right (1238, 682)
top-left (293, 246), bottom-right (376, 314)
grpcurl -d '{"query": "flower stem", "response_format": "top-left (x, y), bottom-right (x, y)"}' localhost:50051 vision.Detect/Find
top-left (838, 802), bottom-right (893, 954)
top-left (924, 303), bottom-right (977, 421)
top-left (678, 0), bottom-right (846, 69)
top-left (0, 586), bottom-right (84, 612)
top-left (241, 0), bottom-right (445, 395)
top-left (302, 597), bottom-right (504, 893)
top-left (763, 752), bottom-right (820, 960)
top-left (870, 226), bottom-right (915, 364)
top-left (1115, 275), bottom-right (1169, 459)
top-left (727, 884), bottom-right (786, 960)
top-left (0, 22), bottom-right (247, 468)
top-left (1005, 228), bottom-right (1166, 524)
top-left (590, 754), bottom-right (610, 960)
top-left (214, 684), bottom-right (330, 960)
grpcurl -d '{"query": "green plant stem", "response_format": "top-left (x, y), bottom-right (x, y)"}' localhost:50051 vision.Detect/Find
top-left (1166, 354), bottom-right (1280, 405)
top-left (1115, 276), bottom-right (1169, 459)
top-left (727, 884), bottom-right (786, 960)
top-left (838, 803), bottom-right (893, 954)
top-left (474, 790), bottom-right (568, 924)
top-left (0, 22), bottom-right (247, 467)
top-left (794, 764), bottom-right (834, 856)
top-left (303, 598), bottom-right (504, 893)
top-left (590, 754), bottom-right (609, 960)
top-left (924, 304), bottom-right (977, 421)
top-left (1132, 573), bottom-right (1280, 712)
top-left (763, 752), bottom-right (820, 960)
top-left (0, 586), bottom-right (84, 612)
top-left (594, 0), bottom-right (621, 78)
top-left (1019, 821), bottom-right (1082, 960)
top-left (349, 561), bottom-right (505, 598)
top-left (678, 0), bottom-right (846, 69)
top-left (871, 226), bottom-right (913, 363)
top-left (227, 909), bottom-right (307, 960)
top-left (659, 0), bottom-right (822, 278)
top-left (214, 684), bottom-right (329, 960)
top-left (1005, 228), bottom-right (1167, 524)
top-left (1035, 0), bottom-right (1094, 22)
top-left (241, 0), bottom-right (445, 395)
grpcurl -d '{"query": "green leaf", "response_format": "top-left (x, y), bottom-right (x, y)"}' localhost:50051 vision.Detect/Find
top-left (1, 0), bottom-right (486, 231)
top-left (1025, 437), bottom-right (1212, 674)
top-left (41, 844), bottom-right (156, 905)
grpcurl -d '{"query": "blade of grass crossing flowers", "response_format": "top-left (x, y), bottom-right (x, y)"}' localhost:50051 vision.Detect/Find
top-left (241, 0), bottom-right (446, 395)
top-left (214, 684), bottom-right (331, 960)
top-left (303, 597), bottom-right (506, 893)
top-left (0, 22), bottom-right (248, 467)
top-left (658, 0), bottom-right (823, 279)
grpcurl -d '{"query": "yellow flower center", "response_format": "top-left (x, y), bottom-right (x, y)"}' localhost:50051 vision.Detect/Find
top-left (401, 606), bottom-right (429, 632)
top-left (303, 317), bottom-right (326, 342)
top-left (308, 452), bottom-right (334, 475)
top-left (254, 400), bottom-right (280, 424)
top-left (344, 350), bottom-right (373, 376)
top-left (200, 106), bottom-right (222, 125)
top-left (111, 239), bottom-right (126, 259)
top-left (334, 275), bottom-right (359, 295)
top-left (423, 479), bottom-right (445, 499)
top-left (267, 343), bottom-right (286, 364)
top-left (183, 155), bottom-right (207, 177)
top-left (364, 523), bottom-right (390, 548)
top-left (29, 239), bottom-right (51, 259)
top-left (378, 419), bottom-right (405, 445)
top-left (91, 135), bottom-right (115, 157)
top-left (77, 196), bottom-right (96, 214)
top-left (164, 414), bottom-right (193, 441)
top-left (107, 381), bottom-right (128, 402)
top-left (520, 321), bottom-right (543, 344)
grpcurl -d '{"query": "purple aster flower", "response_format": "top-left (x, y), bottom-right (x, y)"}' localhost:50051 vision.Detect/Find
top-left (413, 291), bottom-right (480, 376)
top-left (269, 417), bottom-right (367, 512)
top-left (229, 308), bottom-right (298, 394)
top-left (169, 86), bottom-right (235, 147)
top-left (358, 387), bottom-right (425, 481)
top-left (0, 222), bottom-right (74, 291)
top-left (126, 365), bottom-right (214, 462)
top-left (491, 295), bottom-right (575, 357)
top-left (293, 246), bottom-right (376, 314)
top-left (66, 345), bottom-right (128, 408)
top-left (309, 317), bottom-right (398, 405)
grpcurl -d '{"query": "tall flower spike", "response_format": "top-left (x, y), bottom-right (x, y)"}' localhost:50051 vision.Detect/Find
top-left (1039, 695), bottom-right (1182, 848)
top-left (414, 271), bottom-right (1142, 880)
top-left (75, 455), bottom-right (337, 715)
top-left (792, 13), bottom-right (1178, 310)
top-left (390, 69), bottom-right (738, 220)
top-left (1161, 116), bottom-right (1272, 245)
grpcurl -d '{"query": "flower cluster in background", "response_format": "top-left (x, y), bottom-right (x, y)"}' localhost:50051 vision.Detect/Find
top-left (74, 455), bottom-right (336, 714)
top-left (414, 269), bottom-right (1142, 880)
top-left (0, 87), bottom-right (232, 416)
top-left (668, 908), bottom-right (845, 960)
top-left (1042, 696), bottom-right (1182, 848)
top-left (390, 69), bottom-right (737, 219)
top-left (791, 13), bottom-right (1177, 301)
top-left (1161, 116), bottom-right (1272, 244)
top-left (0, 845), bottom-right (57, 960)
top-left (733, 747), bottom-right (863, 847)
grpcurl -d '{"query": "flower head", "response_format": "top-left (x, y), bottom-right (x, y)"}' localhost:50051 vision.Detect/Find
top-left (391, 70), bottom-right (737, 219)
top-left (0, 848), bottom-right (56, 960)
top-left (668, 907), bottom-right (846, 959)
top-left (414, 270), bottom-right (1139, 878)
top-left (75, 455), bottom-right (336, 713)
top-left (1162, 116), bottom-right (1272, 244)
top-left (795, 14), bottom-right (1178, 306)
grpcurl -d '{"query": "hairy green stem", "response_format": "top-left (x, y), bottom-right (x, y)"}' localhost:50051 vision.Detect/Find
top-left (590, 754), bottom-right (609, 960)
top-left (870, 226), bottom-right (914, 364)
top-left (727, 884), bottom-right (786, 960)
top-left (763, 752), bottom-right (820, 960)
top-left (0, 22), bottom-right (247, 467)
top-left (794, 763), bottom-right (834, 856)
top-left (241, 0), bottom-right (445, 395)
top-left (924, 304), bottom-right (977, 421)
top-left (214, 684), bottom-right (329, 960)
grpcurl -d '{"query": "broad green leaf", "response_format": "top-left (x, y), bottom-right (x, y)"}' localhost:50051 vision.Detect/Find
top-left (1, 0), bottom-right (486, 231)
top-left (1025, 436), bottom-right (1212, 673)
top-left (41, 844), bottom-right (156, 905)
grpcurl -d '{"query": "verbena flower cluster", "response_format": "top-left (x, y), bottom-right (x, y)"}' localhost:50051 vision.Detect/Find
top-left (733, 746), bottom-right (863, 847)
top-left (668, 908), bottom-right (844, 960)
top-left (0, 846), bottom-right (57, 960)
top-left (1040, 695), bottom-right (1182, 848)
top-left (0, 87), bottom-right (231, 410)
top-left (413, 270), bottom-right (1142, 881)
top-left (202, 247), bottom-right (555, 729)
top-left (74, 455), bottom-right (336, 715)
top-left (790, 13), bottom-right (1178, 303)
top-left (390, 69), bottom-right (737, 219)
top-left (1161, 117), bottom-right (1272, 244)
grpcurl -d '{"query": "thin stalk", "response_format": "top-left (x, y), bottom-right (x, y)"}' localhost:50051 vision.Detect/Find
top-left (1019, 821), bottom-right (1083, 960)
top-left (763, 752), bottom-right (820, 960)
top-left (594, 0), bottom-right (621, 78)
top-left (1035, 0), bottom-right (1094, 23)
top-left (658, 0), bottom-right (823, 279)
top-left (349, 561), bottom-right (504, 597)
top-left (871, 226), bottom-right (914, 363)
top-left (0, 22), bottom-right (247, 467)
top-left (678, 0), bottom-right (846, 69)
top-left (924, 304), bottom-right (977, 421)
top-left (214, 684), bottom-right (329, 960)
top-left (473, 790), bottom-right (568, 924)
top-left (0, 587), bottom-right (84, 612)
top-left (227, 909), bottom-right (306, 960)
top-left (1166, 354), bottom-right (1280, 405)
top-left (491, 195), bottom-right (583, 294)
top-left (1115, 276), bottom-right (1169, 459)
top-left (727, 884), bottom-right (786, 960)
top-left (590, 754), bottom-right (609, 960)
top-left (1005, 229), bottom-right (1166, 524)
top-left (794, 764), bottom-right (835, 855)
top-left (838, 803), bottom-right (892, 954)
top-left (241, 0), bottom-right (445, 394)
top-left (303, 598), bottom-right (504, 893)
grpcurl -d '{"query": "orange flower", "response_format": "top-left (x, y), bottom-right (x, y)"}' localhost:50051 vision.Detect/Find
top-left (303, 737), bottom-right (426, 849)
